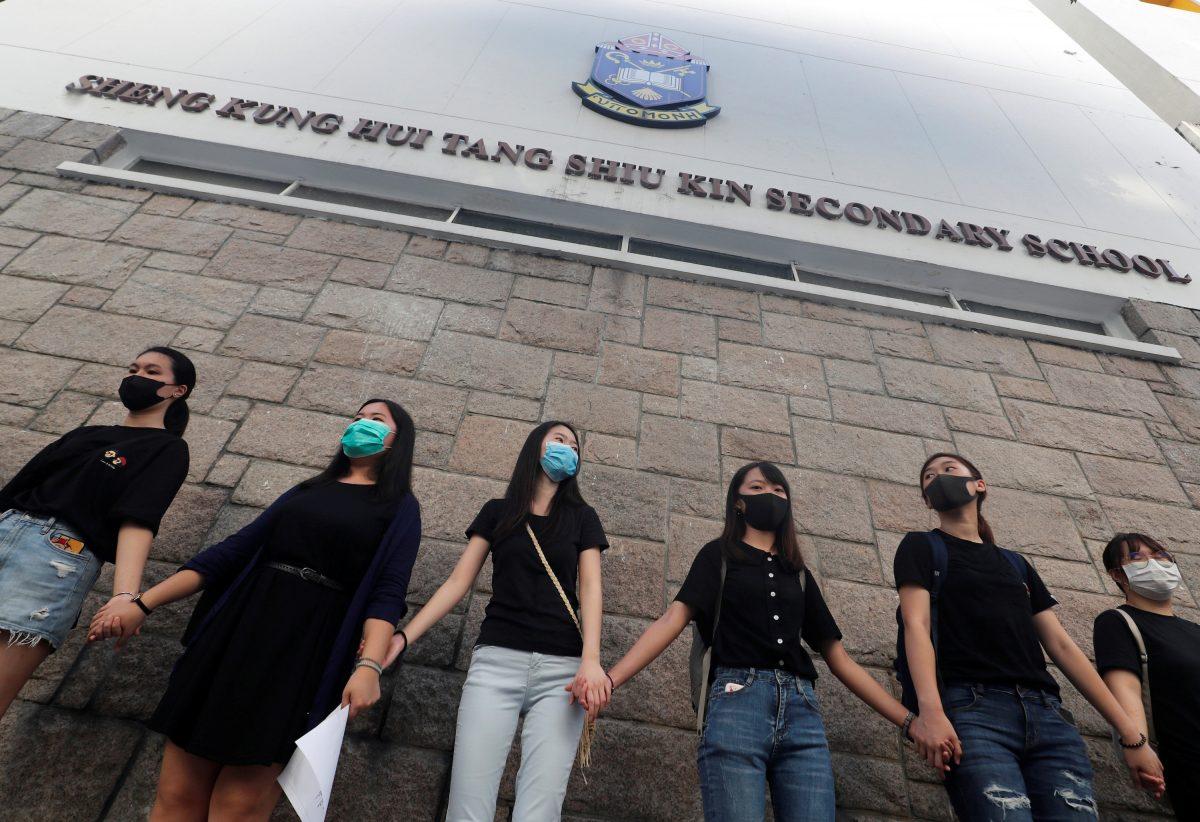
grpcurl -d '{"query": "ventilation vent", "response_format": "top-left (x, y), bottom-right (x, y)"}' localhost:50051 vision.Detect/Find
top-left (452, 210), bottom-right (622, 249)
top-left (128, 160), bottom-right (286, 193)
top-left (958, 300), bottom-right (1107, 335)
top-left (289, 186), bottom-right (452, 220)
top-left (628, 238), bottom-right (793, 280)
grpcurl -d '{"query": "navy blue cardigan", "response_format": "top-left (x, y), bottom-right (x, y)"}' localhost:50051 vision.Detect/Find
top-left (179, 485), bottom-right (421, 731)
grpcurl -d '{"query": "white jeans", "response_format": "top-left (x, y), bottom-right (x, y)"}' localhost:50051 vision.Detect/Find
top-left (446, 644), bottom-right (585, 822)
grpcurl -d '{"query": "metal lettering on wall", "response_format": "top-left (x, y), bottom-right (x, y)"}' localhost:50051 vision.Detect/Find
top-left (64, 74), bottom-right (1190, 285)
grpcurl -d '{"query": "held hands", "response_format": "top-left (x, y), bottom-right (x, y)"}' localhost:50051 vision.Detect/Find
top-left (382, 632), bottom-right (408, 668)
top-left (87, 596), bottom-right (146, 648)
top-left (907, 710), bottom-right (961, 778)
top-left (564, 659), bottom-right (612, 719)
top-left (340, 666), bottom-right (381, 720)
top-left (1123, 743), bottom-right (1166, 798)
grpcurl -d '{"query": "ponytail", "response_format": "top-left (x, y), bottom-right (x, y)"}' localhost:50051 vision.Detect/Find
top-left (139, 346), bottom-right (196, 437)
top-left (919, 452), bottom-right (995, 543)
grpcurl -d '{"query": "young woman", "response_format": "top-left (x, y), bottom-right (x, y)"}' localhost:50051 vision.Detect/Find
top-left (896, 452), bottom-right (1165, 820)
top-left (379, 421), bottom-right (608, 822)
top-left (601, 461), bottom-right (936, 822)
top-left (88, 399), bottom-right (421, 822)
top-left (1094, 532), bottom-right (1200, 818)
top-left (0, 346), bottom-right (194, 719)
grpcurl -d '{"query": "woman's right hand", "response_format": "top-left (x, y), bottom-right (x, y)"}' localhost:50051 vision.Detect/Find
top-left (87, 599), bottom-right (146, 648)
top-left (908, 710), bottom-right (961, 776)
top-left (382, 631), bottom-right (408, 668)
top-left (1122, 743), bottom-right (1165, 798)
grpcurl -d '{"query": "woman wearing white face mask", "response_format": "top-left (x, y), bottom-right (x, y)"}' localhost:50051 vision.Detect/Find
top-left (1095, 533), bottom-right (1200, 819)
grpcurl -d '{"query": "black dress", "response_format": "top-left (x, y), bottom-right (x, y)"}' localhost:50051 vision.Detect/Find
top-left (150, 481), bottom-right (396, 766)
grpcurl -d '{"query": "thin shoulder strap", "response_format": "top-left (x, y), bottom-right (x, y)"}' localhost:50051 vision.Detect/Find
top-left (526, 523), bottom-right (581, 637)
top-left (712, 550), bottom-right (728, 634)
top-left (1109, 607), bottom-right (1156, 745)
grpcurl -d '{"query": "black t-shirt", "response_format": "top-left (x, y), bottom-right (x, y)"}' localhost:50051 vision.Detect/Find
top-left (675, 539), bottom-right (842, 680)
top-left (894, 530), bottom-right (1059, 694)
top-left (0, 425), bottom-right (189, 563)
top-left (1094, 605), bottom-right (1200, 763)
top-left (263, 481), bottom-right (397, 590)
top-left (468, 498), bottom-right (607, 657)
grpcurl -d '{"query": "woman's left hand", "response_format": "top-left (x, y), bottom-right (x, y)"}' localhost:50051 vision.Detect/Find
top-left (341, 667), bottom-right (382, 720)
top-left (565, 659), bottom-right (611, 718)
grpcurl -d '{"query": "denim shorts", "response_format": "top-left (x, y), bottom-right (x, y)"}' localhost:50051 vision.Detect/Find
top-left (0, 509), bottom-right (102, 650)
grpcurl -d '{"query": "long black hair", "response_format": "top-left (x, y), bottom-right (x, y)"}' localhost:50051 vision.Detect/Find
top-left (140, 346), bottom-right (196, 437)
top-left (918, 452), bottom-right (995, 543)
top-left (720, 461), bottom-right (805, 572)
top-left (298, 398), bottom-right (415, 503)
top-left (492, 420), bottom-right (587, 543)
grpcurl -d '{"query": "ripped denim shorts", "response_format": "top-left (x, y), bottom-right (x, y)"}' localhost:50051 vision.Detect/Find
top-left (0, 509), bottom-right (102, 650)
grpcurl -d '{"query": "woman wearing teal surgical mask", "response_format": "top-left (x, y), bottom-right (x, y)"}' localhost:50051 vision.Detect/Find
top-left (382, 420), bottom-right (608, 822)
top-left (90, 399), bottom-right (422, 822)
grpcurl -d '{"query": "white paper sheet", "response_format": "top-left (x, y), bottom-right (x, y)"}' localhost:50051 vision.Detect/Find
top-left (278, 704), bottom-right (350, 822)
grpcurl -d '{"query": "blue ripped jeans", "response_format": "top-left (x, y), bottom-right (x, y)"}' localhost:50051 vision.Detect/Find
top-left (943, 684), bottom-right (1097, 821)
top-left (698, 667), bottom-right (835, 822)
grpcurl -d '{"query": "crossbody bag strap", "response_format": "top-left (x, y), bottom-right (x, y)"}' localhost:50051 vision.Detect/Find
top-left (525, 522), bottom-right (596, 769)
top-left (1110, 607), bottom-right (1156, 746)
top-left (695, 552), bottom-right (728, 733)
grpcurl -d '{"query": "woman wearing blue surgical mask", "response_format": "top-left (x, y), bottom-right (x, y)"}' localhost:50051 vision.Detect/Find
top-left (381, 420), bottom-right (608, 822)
top-left (1095, 533), bottom-right (1200, 819)
top-left (89, 399), bottom-right (421, 822)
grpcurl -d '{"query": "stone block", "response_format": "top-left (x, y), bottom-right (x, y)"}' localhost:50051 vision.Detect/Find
top-left (680, 355), bottom-right (717, 382)
top-left (831, 753), bottom-right (908, 815)
top-left (823, 359), bottom-right (884, 395)
top-left (307, 281), bottom-right (442, 340)
top-left (641, 393), bottom-right (679, 417)
top-left (1041, 363), bottom-right (1166, 421)
top-left (1122, 298), bottom-right (1200, 337)
top-left (313, 329), bottom-right (426, 378)
top-left (511, 274), bottom-right (589, 308)
top-left (1030, 556), bottom-right (1104, 594)
top-left (553, 351), bottom-right (599, 382)
top-left (318, 737), bottom-right (448, 821)
top-left (600, 616), bottom-right (694, 729)
top-left (779, 466), bottom-right (874, 543)
top-left (205, 453), bottom-right (249, 487)
top-left (1099, 495), bottom-right (1200, 554)
top-left (716, 341), bottom-right (825, 398)
top-left (419, 331), bottom-right (551, 398)
top-left (248, 287), bottom-right (312, 320)
top-left (602, 536), bottom-right (666, 619)
top-left (0, 111), bottom-right (66, 139)
top-left (1077, 453), bottom-right (1188, 504)
top-left (543, 378), bottom-right (640, 437)
top-left (286, 217), bottom-right (409, 263)
top-left (219, 314), bottom-right (325, 366)
top-left (643, 306), bottom-right (716, 356)
top-left (581, 431), bottom-right (636, 469)
top-left (993, 374), bottom-right (1057, 403)
top-left (447, 415), bottom-right (534, 479)
top-left (1004, 398), bottom-right (1160, 462)
top-left (823, 580), bottom-right (901, 667)
top-left (1158, 393), bottom-right (1200, 441)
top-left (1161, 437), bottom-right (1200, 483)
top-left (30, 390), bottom-right (98, 433)
top-left (231, 459), bottom-right (317, 507)
top-left (138, 193), bottom-right (193, 216)
top-left (647, 277), bottom-right (759, 321)
top-left (382, 664), bottom-right (465, 750)
top-left (180, 413), bottom-right (236, 482)
top-left (465, 391), bottom-right (540, 422)
top-left (797, 299), bottom-right (926, 334)
top-left (831, 389), bottom-right (950, 439)
top-left (152, 482), bottom-right (228, 564)
top-left (413, 429), bottom-right (453, 468)
top-left (944, 407), bottom-right (1014, 439)
top-left (1065, 498), bottom-right (1113, 542)
top-left (681, 379), bottom-right (790, 434)
top-left (815, 537), bottom-right (884, 585)
top-left (577, 463), bottom-right (669, 541)
top-left (445, 241), bottom-right (489, 266)
top-left (602, 314), bottom-right (642, 345)
top-left (879, 356), bottom-right (1003, 414)
top-left (0, 274), bottom-right (66, 321)
top-left (388, 256), bottom-right (512, 307)
top-left (179, 200), bottom-right (300, 234)
top-left (792, 419), bottom-right (927, 484)
top-left (499, 299), bottom-right (603, 354)
top-left (17, 305), bottom-right (176, 366)
top-left (330, 256), bottom-right (390, 288)
top-left (926, 324), bottom-right (1041, 378)
top-left (412, 467), bottom-right (506, 541)
top-left (403, 235), bottom-right (447, 258)
top-left (290, 364), bottom-right (467, 434)
top-left (1099, 352), bottom-right (1165, 382)
top-left (762, 311), bottom-right (874, 362)
top-left (61, 284), bottom-right (110, 308)
top-left (488, 249), bottom-right (592, 283)
top-left (717, 316), bottom-right (761, 343)
top-left (667, 513), bottom-right (721, 581)
top-left (597, 343), bottom-right (677, 396)
top-left (868, 480), bottom-right (937, 534)
top-left (437, 303), bottom-right (503, 336)
top-left (986, 487), bottom-right (1088, 560)
top-left (206, 237), bottom-right (337, 293)
top-left (0, 138), bottom-right (91, 174)
top-left (227, 361), bottom-right (300, 402)
top-left (952, 433), bottom-right (1092, 498)
top-left (110, 213), bottom-right (231, 257)
top-left (105, 267), bottom-right (256, 329)
top-left (588, 266), bottom-right (644, 317)
top-left (719, 427), bottom-right (796, 464)
top-left (229, 405), bottom-right (351, 468)
top-left (871, 329), bottom-right (934, 360)
top-left (814, 660), bottom-right (899, 757)
top-left (0, 225), bottom-right (38, 247)
top-left (0, 188), bottom-right (137, 239)
top-left (48, 120), bottom-right (122, 150)
top-left (637, 414), bottom-right (719, 482)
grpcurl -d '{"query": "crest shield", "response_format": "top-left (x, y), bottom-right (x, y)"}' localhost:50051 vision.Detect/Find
top-left (590, 49), bottom-right (707, 109)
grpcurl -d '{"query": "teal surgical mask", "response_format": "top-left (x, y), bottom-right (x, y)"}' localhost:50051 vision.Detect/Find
top-left (341, 418), bottom-right (392, 458)
top-left (541, 441), bottom-right (579, 482)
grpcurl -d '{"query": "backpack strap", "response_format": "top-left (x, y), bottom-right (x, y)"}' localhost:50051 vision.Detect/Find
top-left (695, 551), bottom-right (728, 734)
top-left (1000, 548), bottom-right (1034, 596)
top-left (1109, 607), bottom-right (1156, 747)
top-left (926, 531), bottom-right (949, 697)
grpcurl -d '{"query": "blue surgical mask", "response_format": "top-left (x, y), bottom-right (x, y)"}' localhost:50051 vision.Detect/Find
top-left (541, 441), bottom-right (579, 482)
top-left (341, 418), bottom-right (392, 458)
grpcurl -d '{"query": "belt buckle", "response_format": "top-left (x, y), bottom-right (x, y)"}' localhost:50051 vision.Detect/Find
top-left (299, 567), bottom-right (318, 583)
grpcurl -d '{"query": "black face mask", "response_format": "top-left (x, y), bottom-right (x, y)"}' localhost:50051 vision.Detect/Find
top-left (924, 474), bottom-right (978, 512)
top-left (119, 375), bottom-right (171, 411)
top-left (738, 492), bottom-right (790, 532)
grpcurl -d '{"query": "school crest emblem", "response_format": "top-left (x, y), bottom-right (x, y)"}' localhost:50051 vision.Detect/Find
top-left (572, 33), bottom-right (720, 128)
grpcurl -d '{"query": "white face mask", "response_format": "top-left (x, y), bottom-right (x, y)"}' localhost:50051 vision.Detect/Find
top-left (1123, 559), bottom-right (1183, 601)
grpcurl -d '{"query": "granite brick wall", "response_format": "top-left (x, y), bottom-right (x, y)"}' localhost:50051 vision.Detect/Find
top-left (0, 108), bottom-right (1194, 820)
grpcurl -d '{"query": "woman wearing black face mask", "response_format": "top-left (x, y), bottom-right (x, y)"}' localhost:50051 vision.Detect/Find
top-left (602, 461), bottom-right (924, 822)
top-left (895, 453), bottom-right (1165, 820)
top-left (0, 346), bottom-right (194, 719)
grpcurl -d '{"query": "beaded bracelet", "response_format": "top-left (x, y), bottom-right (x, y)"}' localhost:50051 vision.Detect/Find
top-left (1120, 732), bottom-right (1148, 749)
top-left (355, 658), bottom-right (383, 676)
top-left (902, 711), bottom-right (916, 742)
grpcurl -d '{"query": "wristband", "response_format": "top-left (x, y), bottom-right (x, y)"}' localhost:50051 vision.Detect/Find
top-left (355, 658), bottom-right (383, 676)
top-left (1120, 732), bottom-right (1148, 749)
top-left (113, 592), bottom-right (136, 601)
top-left (395, 629), bottom-right (409, 658)
top-left (605, 672), bottom-right (615, 692)
top-left (131, 594), bottom-right (152, 616)
top-left (902, 711), bottom-right (916, 742)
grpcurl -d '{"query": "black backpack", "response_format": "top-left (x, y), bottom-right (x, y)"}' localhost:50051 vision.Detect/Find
top-left (894, 531), bottom-right (1032, 712)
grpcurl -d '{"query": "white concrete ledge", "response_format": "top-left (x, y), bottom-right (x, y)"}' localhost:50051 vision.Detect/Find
top-left (58, 160), bottom-right (1183, 364)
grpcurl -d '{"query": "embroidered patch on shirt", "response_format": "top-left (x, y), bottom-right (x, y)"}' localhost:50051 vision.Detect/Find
top-left (100, 450), bottom-right (127, 469)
